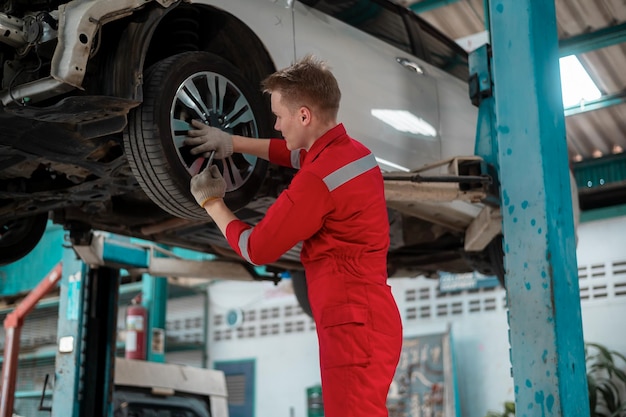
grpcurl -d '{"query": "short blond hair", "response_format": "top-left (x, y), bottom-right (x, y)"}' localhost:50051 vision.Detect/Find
top-left (261, 55), bottom-right (341, 122)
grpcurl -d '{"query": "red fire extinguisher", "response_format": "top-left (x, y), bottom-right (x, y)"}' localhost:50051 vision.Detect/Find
top-left (125, 294), bottom-right (148, 360)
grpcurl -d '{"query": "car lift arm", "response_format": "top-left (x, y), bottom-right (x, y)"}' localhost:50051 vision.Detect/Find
top-left (72, 233), bottom-right (257, 281)
top-left (383, 155), bottom-right (502, 252)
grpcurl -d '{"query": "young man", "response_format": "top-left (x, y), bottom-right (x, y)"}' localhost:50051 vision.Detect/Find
top-left (185, 55), bottom-right (402, 417)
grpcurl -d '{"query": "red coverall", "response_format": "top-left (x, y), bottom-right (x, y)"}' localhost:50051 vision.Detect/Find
top-left (225, 124), bottom-right (403, 417)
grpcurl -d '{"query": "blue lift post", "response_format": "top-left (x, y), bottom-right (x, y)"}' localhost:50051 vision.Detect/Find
top-left (142, 273), bottom-right (168, 363)
top-left (51, 234), bottom-right (172, 417)
top-left (51, 245), bottom-right (88, 417)
top-left (52, 241), bottom-right (120, 417)
top-left (484, 1), bottom-right (589, 415)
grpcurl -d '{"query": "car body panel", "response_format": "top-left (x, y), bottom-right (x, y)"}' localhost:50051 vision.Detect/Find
top-left (431, 67), bottom-right (477, 160)
top-left (293, 1), bottom-right (442, 172)
top-left (208, 0), bottom-right (296, 73)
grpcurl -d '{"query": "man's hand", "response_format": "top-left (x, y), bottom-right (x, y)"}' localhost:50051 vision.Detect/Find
top-left (184, 119), bottom-right (234, 159)
top-left (190, 165), bottom-right (226, 208)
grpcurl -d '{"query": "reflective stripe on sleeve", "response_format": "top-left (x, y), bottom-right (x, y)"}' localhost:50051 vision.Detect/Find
top-left (291, 150), bottom-right (301, 169)
top-left (323, 153), bottom-right (378, 191)
top-left (238, 228), bottom-right (259, 265)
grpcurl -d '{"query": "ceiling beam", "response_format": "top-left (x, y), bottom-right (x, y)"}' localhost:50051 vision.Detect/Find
top-left (408, 0), bottom-right (460, 14)
top-left (559, 21), bottom-right (626, 57)
top-left (408, 2), bottom-right (626, 115)
top-left (564, 91), bottom-right (626, 117)
top-left (409, 3), bottom-right (626, 55)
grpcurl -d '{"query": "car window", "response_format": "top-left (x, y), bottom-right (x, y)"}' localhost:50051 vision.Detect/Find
top-left (300, 0), bottom-right (412, 54)
top-left (406, 13), bottom-right (469, 81)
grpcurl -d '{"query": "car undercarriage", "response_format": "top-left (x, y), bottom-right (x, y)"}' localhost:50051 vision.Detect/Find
top-left (0, 0), bottom-right (505, 287)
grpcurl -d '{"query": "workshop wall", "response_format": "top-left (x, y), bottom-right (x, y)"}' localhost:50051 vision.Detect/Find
top-left (206, 280), bottom-right (321, 417)
top-left (203, 215), bottom-right (626, 417)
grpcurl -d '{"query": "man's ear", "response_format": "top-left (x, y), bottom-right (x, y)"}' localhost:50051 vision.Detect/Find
top-left (299, 106), bottom-right (312, 125)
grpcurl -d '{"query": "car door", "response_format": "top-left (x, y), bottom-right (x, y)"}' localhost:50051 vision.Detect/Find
top-left (293, 0), bottom-right (441, 172)
top-left (406, 12), bottom-right (477, 159)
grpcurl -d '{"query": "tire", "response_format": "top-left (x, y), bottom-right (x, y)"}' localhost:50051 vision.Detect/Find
top-left (125, 51), bottom-right (271, 219)
top-left (0, 214), bottom-right (48, 266)
top-left (465, 234), bottom-right (506, 288)
top-left (291, 270), bottom-right (313, 318)
top-left (487, 236), bottom-right (506, 287)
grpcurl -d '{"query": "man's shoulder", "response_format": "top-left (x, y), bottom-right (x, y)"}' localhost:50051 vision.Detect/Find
top-left (333, 133), bottom-right (374, 163)
top-left (306, 140), bottom-right (376, 183)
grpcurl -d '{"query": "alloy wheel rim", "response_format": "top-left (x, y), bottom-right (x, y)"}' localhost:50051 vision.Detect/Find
top-left (170, 71), bottom-right (259, 192)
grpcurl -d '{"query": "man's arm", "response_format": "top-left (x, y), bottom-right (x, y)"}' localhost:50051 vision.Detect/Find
top-left (185, 121), bottom-right (271, 160)
top-left (234, 134), bottom-right (305, 170)
top-left (203, 199), bottom-right (237, 236)
top-left (223, 171), bottom-right (331, 265)
top-left (185, 122), bottom-right (301, 168)
top-left (191, 165), bottom-right (331, 266)
top-left (232, 135), bottom-right (270, 160)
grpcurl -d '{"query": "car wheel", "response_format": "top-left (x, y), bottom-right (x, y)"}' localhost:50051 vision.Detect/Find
top-left (0, 214), bottom-right (48, 266)
top-left (125, 51), bottom-right (271, 219)
top-left (474, 235), bottom-right (505, 287)
top-left (291, 270), bottom-right (313, 318)
top-left (488, 236), bottom-right (506, 287)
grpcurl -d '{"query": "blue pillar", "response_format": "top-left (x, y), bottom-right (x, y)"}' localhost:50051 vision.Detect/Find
top-left (142, 274), bottom-right (168, 363)
top-left (52, 244), bottom-right (120, 417)
top-left (488, 1), bottom-right (589, 416)
top-left (52, 245), bottom-right (87, 417)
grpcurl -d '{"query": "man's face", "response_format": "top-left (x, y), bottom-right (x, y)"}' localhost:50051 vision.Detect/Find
top-left (271, 91), bottom-right (305, 151)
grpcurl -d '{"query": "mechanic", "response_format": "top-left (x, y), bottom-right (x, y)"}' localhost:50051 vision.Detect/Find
top-left (185, 55), bottom-right (402, 417)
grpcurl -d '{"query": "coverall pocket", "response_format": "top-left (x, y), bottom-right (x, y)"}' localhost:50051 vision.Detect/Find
top-left (319, 304), bottom-right (371, 369)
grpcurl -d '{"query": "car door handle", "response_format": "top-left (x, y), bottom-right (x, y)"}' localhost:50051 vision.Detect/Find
top-left (396, 57), bottom-right (425, 75)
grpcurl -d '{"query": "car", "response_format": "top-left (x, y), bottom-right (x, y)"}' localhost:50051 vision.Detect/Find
top-left (0, 0), bottom-right (503, 288)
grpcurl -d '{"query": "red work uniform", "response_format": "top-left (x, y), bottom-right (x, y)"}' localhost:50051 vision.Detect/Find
top-left (225, 124), bottom-right (403, 417)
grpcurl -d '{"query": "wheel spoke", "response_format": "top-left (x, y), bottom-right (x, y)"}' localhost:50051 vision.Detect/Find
top-left (177, 79), bottom-right (211, 120)
top-left (172, 119), bottom-right (191, 148)
top-left (222, 157), bottom-right (245, 191)
top-left (207, 74), bottom-right (228, 115)
top-left (224, 95), bottom-right (255, 129)
top-left (189, 157), bottom-right (205, 175)
top-left (242, 153), bottom-right (256, 165)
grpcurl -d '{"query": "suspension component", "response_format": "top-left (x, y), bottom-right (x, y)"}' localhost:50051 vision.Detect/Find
top-left (0, 12), bottom-right (27, 48)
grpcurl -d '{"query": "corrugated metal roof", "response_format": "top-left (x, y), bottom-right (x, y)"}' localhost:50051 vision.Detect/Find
top-left (403, 0), bottom-right (626, 164)
top-left (567, 101), bottom-right (626, 159)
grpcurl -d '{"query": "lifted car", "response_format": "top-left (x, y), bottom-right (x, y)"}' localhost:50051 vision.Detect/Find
top-left (0, 0), bottom-right (504, 284)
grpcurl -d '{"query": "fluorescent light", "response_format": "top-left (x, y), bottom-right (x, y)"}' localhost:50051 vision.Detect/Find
top-left (375, 157), bottom-right (410, 172)
top-left (371, 109), bottom-right (437, 137)
top-left (560, 55), bottom-right (601, 107)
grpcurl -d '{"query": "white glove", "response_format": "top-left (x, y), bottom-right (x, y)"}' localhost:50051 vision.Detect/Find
top-left (190, 165), bottom-right (226, 207)
top-left (184, 119), bottom-right (234, 159)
